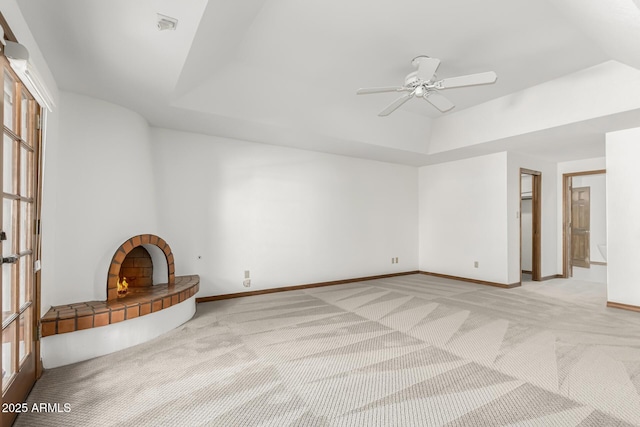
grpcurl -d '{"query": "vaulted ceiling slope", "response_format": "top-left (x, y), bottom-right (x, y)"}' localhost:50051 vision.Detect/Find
top-left (16, 0), bottom-right (640, 165)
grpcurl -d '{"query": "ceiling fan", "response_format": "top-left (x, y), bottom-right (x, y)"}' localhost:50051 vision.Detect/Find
top-left (357, 56), bottom-right (497, 116)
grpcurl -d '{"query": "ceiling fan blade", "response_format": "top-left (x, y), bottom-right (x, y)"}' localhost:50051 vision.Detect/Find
top-left (437, 71), bottom-right (497, 89)
top-left (356, 86), bottom-right (406, 95)
top-left (378, 93), bottom-right (414, 116)
top-left (416, 56), bottom-right (441, 82)
top-left (424, 91), bottom-right (455, 112)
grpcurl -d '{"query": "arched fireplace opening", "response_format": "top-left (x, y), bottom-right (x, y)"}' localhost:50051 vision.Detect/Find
top-left (107, 234), bottom-right (175, 301)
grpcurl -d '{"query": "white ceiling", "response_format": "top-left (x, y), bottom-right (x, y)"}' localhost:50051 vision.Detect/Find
top-left (16, 0), bottom-right (640, 165)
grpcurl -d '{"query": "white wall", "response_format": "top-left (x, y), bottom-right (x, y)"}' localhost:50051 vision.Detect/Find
top-left (521, 175), bottom-right (532, 272)
top-left (150, 128), bottom-right (419, 296)
top-left (557, 157), bottom-right (606, 176)
top-left (419, 152), bottom-right (510, 284)
top-left (43, 92), bottom-right (159, 308)
top-left (507, 152), bottom-right (558, 283)
top-left (40, 108), bottom-right (60, 314)
top-left (520, 174), bottom-right (532, 196)
top-left (606, 127), bottom-right (640, 306)
top-left (521, 198), bottom-right (532, 271)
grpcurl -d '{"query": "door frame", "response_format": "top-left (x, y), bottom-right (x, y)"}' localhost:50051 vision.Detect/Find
top-left (520, 168), bottom-right (541, 281)
top-left (562, 169), bottom-right (606, 278)
top-left (1, 14), bottom-right (45, 425)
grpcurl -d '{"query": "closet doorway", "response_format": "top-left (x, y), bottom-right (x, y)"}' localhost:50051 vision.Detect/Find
top-left (520, 169), bottom-right (541, 282)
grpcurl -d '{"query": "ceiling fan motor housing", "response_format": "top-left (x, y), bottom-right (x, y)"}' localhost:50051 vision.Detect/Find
top-left (404, 71), bottom-right (420, 87)
top-left (405, 71), bottom-right (435, 97)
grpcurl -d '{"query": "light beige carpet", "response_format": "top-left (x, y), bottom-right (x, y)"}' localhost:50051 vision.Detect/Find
top-left (16, 274), bottom-right (640, 426)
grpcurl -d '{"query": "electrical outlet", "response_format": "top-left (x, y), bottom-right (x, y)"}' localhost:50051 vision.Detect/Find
top-left (243, 270), bottom-right (251, 287)
top-left (474, 261), bottom-right (479, 268)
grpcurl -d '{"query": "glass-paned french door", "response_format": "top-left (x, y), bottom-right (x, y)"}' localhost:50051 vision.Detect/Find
top-left (1, 54), bottom-right (41, 424)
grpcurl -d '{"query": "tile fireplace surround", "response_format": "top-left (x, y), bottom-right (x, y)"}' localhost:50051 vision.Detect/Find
top-left (41, 234), bottom-right (199, 337)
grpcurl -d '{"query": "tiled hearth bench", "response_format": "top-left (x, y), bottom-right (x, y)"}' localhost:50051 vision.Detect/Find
top-left (41, 275), bottom-right (199, 337)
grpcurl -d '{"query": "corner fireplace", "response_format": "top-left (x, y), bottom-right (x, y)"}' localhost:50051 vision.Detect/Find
top-left (40, 233), bottom-right (199, 339)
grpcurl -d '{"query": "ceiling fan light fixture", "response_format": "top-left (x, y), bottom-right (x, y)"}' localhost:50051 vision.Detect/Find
top-left (414, 85), bottom-right (424, 97)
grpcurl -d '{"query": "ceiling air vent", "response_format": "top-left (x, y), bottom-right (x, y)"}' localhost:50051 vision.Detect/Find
top-left (157, 14), bottom-right (178, 31)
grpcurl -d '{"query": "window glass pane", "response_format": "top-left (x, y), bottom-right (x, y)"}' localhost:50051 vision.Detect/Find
top-left (2, 262), bottom-right (13, 321)
top-left (3, 198), bottom-right (14, 256)
top-left (3, 134), bottom-right (14, 194)
top-left (3, 72), bottom-right (15, 131)
top-left (19, 308), bottom-right (31, 365)
top-left (20, 200), bottom-right (30, 251)
top-left (20, 94), bottom-right (29, 140)
top-left (2, 320), bottom-right (16, 391)
top-left (19, 255), bottom-right (26, 307)
top-left (24, 149), bottom-right (33, 198)
top-left (18, 254), bottom-right (31, 306)
top-left (20, 146), bottom-right (28, 196)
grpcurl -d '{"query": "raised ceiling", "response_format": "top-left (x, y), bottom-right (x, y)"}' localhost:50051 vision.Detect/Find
top-left (15, 0), bottom-right (640, 165)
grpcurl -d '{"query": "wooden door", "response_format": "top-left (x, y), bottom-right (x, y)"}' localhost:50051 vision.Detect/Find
top-left (571, 187), bottom-right (590, 268)
top-left (1, 56), bottom-right (41, 426)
